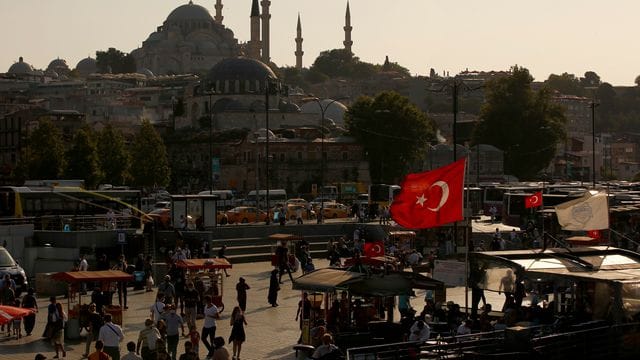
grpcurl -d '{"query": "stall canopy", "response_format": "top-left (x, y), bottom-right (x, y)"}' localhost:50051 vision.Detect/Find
top-left (174, 258), bottom-right (232, 270)
top-left (293, 268), bottom-right (444, 296)
top-left (51, 270), bottom-right (133, 283)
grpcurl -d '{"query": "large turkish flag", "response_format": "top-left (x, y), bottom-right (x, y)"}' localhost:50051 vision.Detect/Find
top-left (391, 158), bottom-right (466, 229)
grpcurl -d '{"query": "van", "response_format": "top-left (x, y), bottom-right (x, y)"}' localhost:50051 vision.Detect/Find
top-left (0, 246), bottom-right (28, 296)
top-left (245, 189), bottom-right (287, 208)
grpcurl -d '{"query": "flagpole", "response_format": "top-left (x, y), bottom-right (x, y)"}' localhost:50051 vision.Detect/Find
top-left (541, 180), bottom-right (545, 247)
top-left (464, 157), bottom-right (469, 317)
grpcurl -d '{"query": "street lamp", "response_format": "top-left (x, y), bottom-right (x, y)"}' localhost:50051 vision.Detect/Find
top-left (301, 96), bottom-right (348, 224)
top-left (204, 90), bottom-right (218, 194)
top-left (264, 77), bottom-right (279, 224)
top-left (590, 100), bottom-right (599, 187)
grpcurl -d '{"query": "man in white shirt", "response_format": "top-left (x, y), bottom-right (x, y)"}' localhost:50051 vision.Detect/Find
top-left (79, 254), bottom-right (89, 294)
top-left (98, 314), bottom-right (124, 360)
top-left (409, 320), bottom-right (430, 342)
top-left (201, 295), bottom-right (219, 358)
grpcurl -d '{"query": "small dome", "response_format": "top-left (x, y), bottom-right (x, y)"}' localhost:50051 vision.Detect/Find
top-left (47, 58), bottom-right (69, 71)
top-left (166, 1), bottom-right (213, 22)
top-left (8, 57), bottom-right (34, 75)
top-left (300, 99), bottom-right (348, 125)
top-left (207, 57), bottom-right (276, 94)
top-left (75, 57), bottom-right (98, 76)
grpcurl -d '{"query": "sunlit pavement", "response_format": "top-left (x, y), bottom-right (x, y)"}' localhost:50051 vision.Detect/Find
top-left (0, 258), bottom-right (505, 360)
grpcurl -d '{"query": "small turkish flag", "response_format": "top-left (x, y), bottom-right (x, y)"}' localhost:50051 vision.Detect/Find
top-left (525, 191), bottom-right (543, 209)
top-left (363, 241), bottom-right (385, 257)
top-left (587, 230), bottom-right (601, 239)
top-left (390, 158), bottom-right (465, 229)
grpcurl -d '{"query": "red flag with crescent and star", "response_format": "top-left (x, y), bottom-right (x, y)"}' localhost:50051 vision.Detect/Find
top-left (525, 191), bottom-right (543, 209)
top-left (390, 158), bottom-right (465, 229)
top-left (363, 241), bottom-right (385, 257)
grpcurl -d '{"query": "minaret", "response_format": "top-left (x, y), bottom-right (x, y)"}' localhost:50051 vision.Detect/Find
top-left (343, 1), bottom-right (353, 54)
top-left (295, 14), bottom-right (304, 70)
top-left (260, 0), bottom-right (271, 63)
top-left (248, 0), bottom-right (261, 59)
top-left (214, 0), bottom-right (223, 24)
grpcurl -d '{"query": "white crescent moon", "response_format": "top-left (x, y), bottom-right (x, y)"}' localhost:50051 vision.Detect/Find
top-left (530, 195), bottom-right (538, 204)
top-left (372, 244), bottom-right (382, 254)
top-left (426, 181), bottom-right (449, 211)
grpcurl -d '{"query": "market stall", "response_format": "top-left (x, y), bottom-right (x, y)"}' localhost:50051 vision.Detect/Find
top-left (269, 233), bottom-right (301, 271)
top-left (50, 270), bottom-right (133, 338)
top-left (174, 258), bottom-right (232, 313)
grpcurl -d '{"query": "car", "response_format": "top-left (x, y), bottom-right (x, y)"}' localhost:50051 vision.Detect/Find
top-left (320, 202), bottom-right (350, 219)
top-left (286, 204), bottom-right (315, 220)
top-left (0, 246), bottom-right (28, 296)
top-left (286, 198), bottom-right (308, 206)
top-left (225, 206), bottom-right (268, 224)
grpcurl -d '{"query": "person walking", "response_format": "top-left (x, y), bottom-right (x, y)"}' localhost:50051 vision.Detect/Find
top-left (267, 269), bottom-right (280, 307)
top-left (150, 293), bottom-right (166, 325)
top-left (21, 287), bottom-right (37, 336)
top-left (211, 337), bottom-right (230, 360)
top-left (228, 307), bottom-right (247, 360)
top-left (98, 314), bottom-right (124, 360)
top-left (83, 303), bottom-right (104, 358)
top-left (122, 341), bottom-right (142, 360)
top-left (178, 341), bottom-right (198, 360)
top-left (182, 282), bottom-right (199, 331)
top-left (217, 245), bottom-right (231, 277)
top-left (201, 295), bottom-right (220, 358)
top-left (47, 297), bottom-right (66, 359)
top-left (161, 304), bottom-right (185, 360)
top-left (235, 278), bottom-right (250, 312)
top-left (158, 275), bottom-right (176, 306)
top-left (112, 254), bottom-right (128, 309)
top-left (136, 319), bottom-right (161, 360)
top-left (88, 340), bottom-right (111, 360)
top-left (275, 240), bottom-right (293, 283)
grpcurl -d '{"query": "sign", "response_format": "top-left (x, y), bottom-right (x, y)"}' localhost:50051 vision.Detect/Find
top-left (116, 231), bottom-right (127, 245)
top-left (432, 260), bottom-right (466, 286)
top-left (212, 157), bottom-right (221, 181)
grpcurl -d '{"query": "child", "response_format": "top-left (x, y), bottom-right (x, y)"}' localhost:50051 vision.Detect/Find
top-left (13, 298), bottom-right (22, 339)
top-left (188, 325), bottom-right (200, 357)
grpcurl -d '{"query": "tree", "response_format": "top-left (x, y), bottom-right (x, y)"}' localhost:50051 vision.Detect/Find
top-left (96, 47), bottom-right (136, 74)
top-left (580, 71), bottom-right (601, 88)
top-left (20, 119), bottom-right (67, 179)
top-left (544, 72), bottom-right (584, 96)
top-left (310, 49), bottom-right (376, 79)
top-left (97, 125), bottom-right (130, 185)
top-left (473, 66), bottom-right (566, 180)
top-left (65, 127), bottom-right (103, 188)
top-left (345, 91), bottom-right (436, 183)
top-left (130, 120), bottom-right (171, 189)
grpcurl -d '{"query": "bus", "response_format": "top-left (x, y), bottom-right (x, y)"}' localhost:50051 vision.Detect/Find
top-left (244, 189), bottom-right (287, 208)
top-left (369, 184), bottom-right (401, 208)
top-left (502, 191), bottom-right (583, 227)
top-left (198, 190), bottom-right (236, 210)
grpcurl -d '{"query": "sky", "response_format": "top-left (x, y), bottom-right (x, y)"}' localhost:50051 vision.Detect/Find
top-left (2, 0), bottom-right (640, 85)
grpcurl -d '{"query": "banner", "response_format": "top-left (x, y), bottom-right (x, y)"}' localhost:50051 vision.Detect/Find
top-left (555, 191), bottom-right (609, 231)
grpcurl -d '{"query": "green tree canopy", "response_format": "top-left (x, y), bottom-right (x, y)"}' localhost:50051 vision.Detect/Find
top-left (130, 120), bottom-right (171, 189)
top-left (544, 72), bottom-right (584, 96)
top-left (96, 47), bottom-right (136, 74)
top-left (97, 125), bottom-right (130, 185)
top-left (310, 49), bottom-right (376, 80)
top-left (473, 66), bottom-right (566, 180)
top-left (65, 126), bottom-right (103, 188)
top-left (20, 118), bottom-right (67, 179)
top-left (345, 91), bottom-right (436, 183)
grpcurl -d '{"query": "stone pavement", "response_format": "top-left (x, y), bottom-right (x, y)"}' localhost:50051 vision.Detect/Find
top-left (0, 259), bottom-right (505, 360)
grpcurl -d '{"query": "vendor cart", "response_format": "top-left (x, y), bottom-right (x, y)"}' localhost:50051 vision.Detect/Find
top-left (50, 270), bottom-right (132, 339)
top-left (174, 258), bottom-right (232, 313)
top-left (269, 233), bottom-right (302, 271)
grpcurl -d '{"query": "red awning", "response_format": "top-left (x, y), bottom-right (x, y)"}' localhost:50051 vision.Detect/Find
top-left (50, 270), bottom-right (133, 283)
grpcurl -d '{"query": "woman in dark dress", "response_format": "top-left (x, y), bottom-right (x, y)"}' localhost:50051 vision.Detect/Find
top-left (236, 278), bottom-right (250, 312)
top-left (21, 288), bottom-right (37, 336)
top-left (267, 269), bottom-right (280, 307)
top-left (228, 306), bottom-right (247, 360)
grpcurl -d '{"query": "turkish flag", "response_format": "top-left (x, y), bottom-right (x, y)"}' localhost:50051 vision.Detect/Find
top-left (525, 191), bottom-right (543, 208)
top-left (390, 158), bottom-right (465, 229)
top-left (363, 241), bottom-right (385, 257)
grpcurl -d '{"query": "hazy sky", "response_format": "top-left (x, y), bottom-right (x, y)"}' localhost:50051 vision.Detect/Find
top-left (2, 0), bottom-right (640, 85)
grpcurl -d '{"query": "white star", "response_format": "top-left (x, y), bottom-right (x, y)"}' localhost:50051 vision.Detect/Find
top-left (416, 193), bottom-right (426, 207)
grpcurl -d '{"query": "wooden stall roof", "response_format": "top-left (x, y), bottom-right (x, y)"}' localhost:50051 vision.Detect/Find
top-left (174, 258), bottom-right (232, 270)
top-left (268, 233), bottom-right (303, 241)
top-left (51, 270), bottom-right (133, 283)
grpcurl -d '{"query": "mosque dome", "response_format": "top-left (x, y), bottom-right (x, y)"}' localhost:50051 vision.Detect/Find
top-left (166, 1), bottom-right (213, 23)
top-left (207, 57), bottom-right (276, 94)
top-left (137, 67), bottom-right (155, 78)
top-left (47, 58), bottom-right (69, 72)
top-left (300, 99), bottom-right (348, 125)
top-left (8, 57), bottom-right (34, 75)
top-left (75, 57), bottom-right (98, 76)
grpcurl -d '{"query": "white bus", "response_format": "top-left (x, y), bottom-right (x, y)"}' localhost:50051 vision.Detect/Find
top-left (244, 189), bottom-right (287, 208)
top-left (198, 190), bottom-right (236, 210)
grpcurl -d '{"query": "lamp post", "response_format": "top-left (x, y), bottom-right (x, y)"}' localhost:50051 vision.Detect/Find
top-left (264, 77), bottom-right (279, 224)
top-left (590, 100), bottom-right (599, 187)
top-left (301, 96), bottom-right (348, 224)
top-left (205, 90), bottom-right (217, 194)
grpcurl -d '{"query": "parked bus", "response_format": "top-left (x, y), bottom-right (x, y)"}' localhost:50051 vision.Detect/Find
top-left (244, 189), bottom-right (287, 208)
top-left (198, 190), bottom-right (236, 210)
top-left (368, 184), bottom-right (401, 208)
top-left (502, 191), bottom-right (583, 227)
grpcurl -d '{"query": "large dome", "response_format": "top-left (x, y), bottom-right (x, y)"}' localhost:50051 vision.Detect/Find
top-left (207, 57), bottom-right (276, 83)
top-left (166, 1), bottom-right (213, 22)
top-left (300, 99), bottom-right (348, 125)
top-left (75, 57), bottom-right (97, 76)
top-left (8, 57), bottom-right (34, 75)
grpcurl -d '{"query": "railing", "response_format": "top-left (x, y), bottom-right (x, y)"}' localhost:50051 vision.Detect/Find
top-left (0, 214), bottom-right (141, 231)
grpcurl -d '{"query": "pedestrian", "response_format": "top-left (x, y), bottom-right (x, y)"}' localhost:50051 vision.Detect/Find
top-left (122, 341), bottom-right (142, 360)
top-left (150, 293), bottom-right (166, 324)
top-left (201, 295), bottom-right (220, 358)
top-left (217, 245), bottom-right (231, 277)
top-left (88, 340), bottom-right (110, 360)
top-left (228, 306), bottom-right (247, 360)
top-left (187, 325), bottom-right (200, 358)
top-left (211, 337), bottom-right (230, 360)
top-left (311, 334), bottom-right (340, 359)
top-left (79, 254), bottom-right (89, 294)
top-left (21, 287), bottom-right (37, 336)
top-left (235, 278), bottom-right (250, 312)
top-left (296, 206), bottom-right (303, 225)
top-left (83, 303), bottom-right (104, 358)
top-left (137, 319), bottom-right (161, 360)
top-left (155, 339), bottom-right (171, 360)
top-left (98, 314), bottom-right (124, 360)
top-left (12, 298), bottom-right (22, 339)
top-left (178, 341), bottom-right (198, 360)
top-left (182, 281), bottom-right (199, 330)
top-left (144, 256), bottom-right (154, 292)
top-left (47, 296), bottom-right (66, 359)
top-left (158, 275), bottom-right (176, 306)
top-left (112, 254), bottom-right (128, 309)
top-left (275, 240), bottom-right (293, 283)
top-left (295, 293), bottom-right (312, 343)
top-left (161, 304), bottom-right (185, 360)
top-left (267, 269), bottom-right (280, 307)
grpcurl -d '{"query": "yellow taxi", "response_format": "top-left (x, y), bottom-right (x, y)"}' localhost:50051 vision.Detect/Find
top-left (225, 206), bottom-right (268, 224)
top-left (286, 204), bottom-right (316, 220)
top-left (320, 202), bottom-right (350, 219)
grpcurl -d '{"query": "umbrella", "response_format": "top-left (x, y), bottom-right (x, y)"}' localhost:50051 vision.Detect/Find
top-left (0, 305), bottom-right (34, 325)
